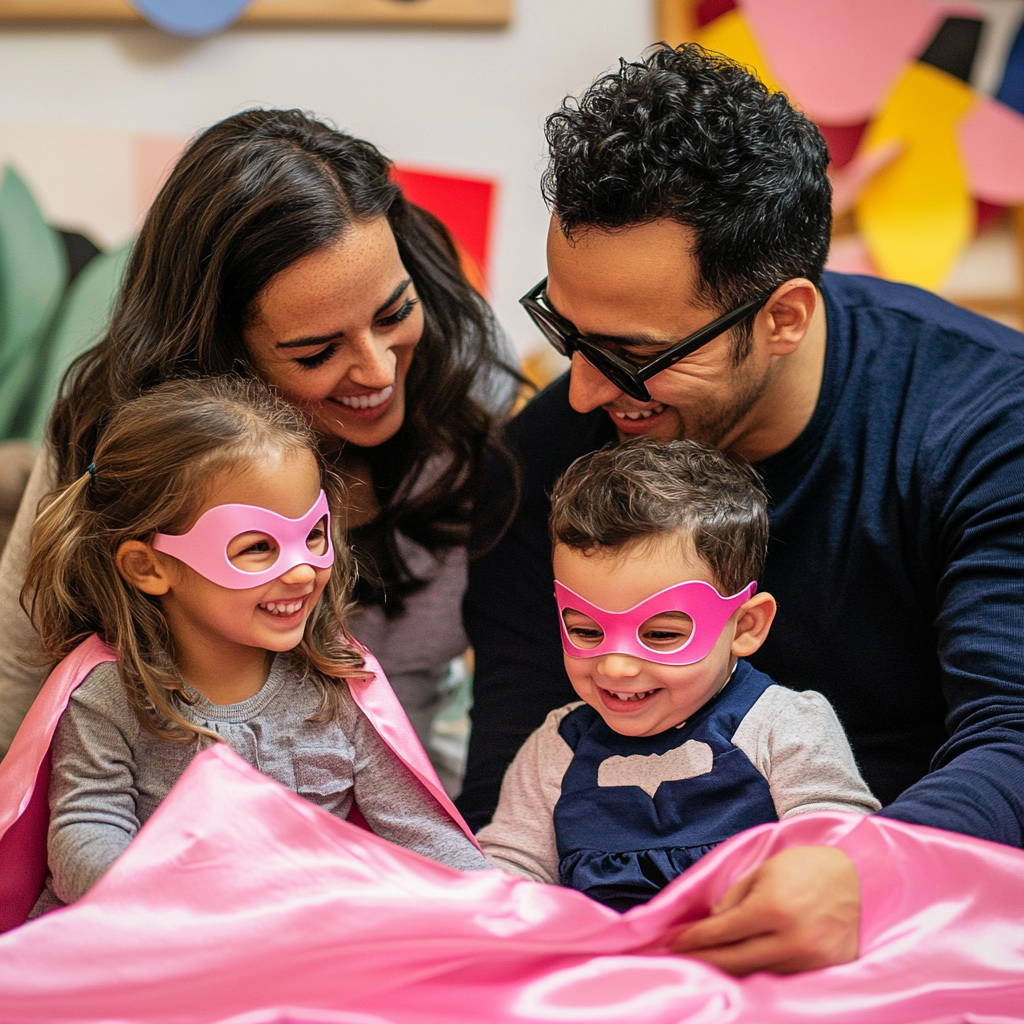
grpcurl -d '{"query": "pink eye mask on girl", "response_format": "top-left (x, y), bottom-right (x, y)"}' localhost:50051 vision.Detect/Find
top-left (554, 579), bottom-right (757, 666)
top-left (152, 490), bottom-right (334, 590)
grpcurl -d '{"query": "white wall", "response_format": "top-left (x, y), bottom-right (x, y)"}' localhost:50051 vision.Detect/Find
top-left (0, 2), bottom-right (654, 355)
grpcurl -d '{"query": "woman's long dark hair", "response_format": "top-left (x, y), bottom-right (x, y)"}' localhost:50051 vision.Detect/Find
top-left (48, 109), bottom-right (517, 614)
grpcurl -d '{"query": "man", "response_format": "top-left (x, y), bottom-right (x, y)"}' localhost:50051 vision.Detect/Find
top-left (459, 44), bottom-right (1024, 974)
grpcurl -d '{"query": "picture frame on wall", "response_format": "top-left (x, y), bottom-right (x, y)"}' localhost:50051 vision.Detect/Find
top-left (0, 0), bottom-right (511, 29)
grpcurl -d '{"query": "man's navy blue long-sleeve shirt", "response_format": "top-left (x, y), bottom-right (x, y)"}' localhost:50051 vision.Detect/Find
top-left (460, 272), bottom-right (1024, 846)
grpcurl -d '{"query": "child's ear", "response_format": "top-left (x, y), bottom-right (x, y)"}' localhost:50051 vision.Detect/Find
top-left (730, 592), bottom-right (777, 658)
top-left (115, 541), bottom-right (172, 596)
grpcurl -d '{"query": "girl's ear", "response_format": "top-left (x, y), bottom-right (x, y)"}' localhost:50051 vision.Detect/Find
top-left (116, 540), bottom-right (172, 596)
top-left (730, 591), bottom-right (777, 658)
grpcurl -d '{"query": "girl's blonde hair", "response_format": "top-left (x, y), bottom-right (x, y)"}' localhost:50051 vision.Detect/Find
top-left (23, 376), bottom-right (365, 743)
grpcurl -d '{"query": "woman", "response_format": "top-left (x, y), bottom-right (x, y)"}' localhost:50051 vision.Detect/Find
top-left (0, 109), bottom-right (516, 788)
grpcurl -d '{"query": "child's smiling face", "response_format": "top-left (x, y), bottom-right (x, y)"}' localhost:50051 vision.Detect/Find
top-left (553, 534), bottom-right (766, 738)
top-left (155, 447), bottom-right (332, 666)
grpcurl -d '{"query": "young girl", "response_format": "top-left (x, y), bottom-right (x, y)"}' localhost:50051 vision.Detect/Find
top-left (20, 376), bottom-right (485, 918)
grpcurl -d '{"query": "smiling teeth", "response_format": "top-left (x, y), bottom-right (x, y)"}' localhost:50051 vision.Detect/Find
top-left (613, 404), bottom-right (666, 421)
top-left (259, 599), bottom-right (303, 615)
top-left (611, 691), bottom-right (652, 701)
top-left (336, 385), bottom-right (394, 410)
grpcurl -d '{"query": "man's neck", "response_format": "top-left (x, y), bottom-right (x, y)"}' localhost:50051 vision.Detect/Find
top-left (729, 290), bottom-right (828, 464)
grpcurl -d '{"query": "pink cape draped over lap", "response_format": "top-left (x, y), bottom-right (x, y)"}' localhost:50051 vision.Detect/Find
top-left (0, 633), bottom-right (477, 932)
top-left (1, 638), bottom-right (1023, 1023)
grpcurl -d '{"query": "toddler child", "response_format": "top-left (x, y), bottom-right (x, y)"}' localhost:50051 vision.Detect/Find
top-left (478, 438), bottom-right (878, 910)
top-left (23, 377), bottom-right (485, 916)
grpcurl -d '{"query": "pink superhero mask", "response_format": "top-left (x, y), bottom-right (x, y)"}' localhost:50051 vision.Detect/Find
top-left (554, 578), bottom-right (757, 666)
top-left (152, 490), bottom-right (334, 590)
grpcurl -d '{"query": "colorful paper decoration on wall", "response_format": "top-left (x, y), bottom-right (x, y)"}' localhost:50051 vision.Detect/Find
top-left (393, 167), bottom-right (496, 294)
top-left (694, 9), bottom-right (783, 93)
top-left (960, 96), bottom-right (1024, 207)
top-left (738, 1), bottom-right (981, 126)
top-left (130, 0), bottom-right (250, 36)
top-left (856, 63), bottom-right (975, 288)
top-left (996, 15), bottom-right (1024, 115)
top-left (693, 1), bottom-right (1024, 291)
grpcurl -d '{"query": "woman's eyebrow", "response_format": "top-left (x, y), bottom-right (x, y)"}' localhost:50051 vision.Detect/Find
top-left (275, 278), bottom-right (413, 349)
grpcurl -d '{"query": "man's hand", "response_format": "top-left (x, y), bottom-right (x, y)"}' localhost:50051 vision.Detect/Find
top-left (670, 846), bottom-right (861, 976)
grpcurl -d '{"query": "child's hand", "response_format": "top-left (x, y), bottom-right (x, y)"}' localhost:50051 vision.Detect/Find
top-left (669, 846), bottom-right (860, 976)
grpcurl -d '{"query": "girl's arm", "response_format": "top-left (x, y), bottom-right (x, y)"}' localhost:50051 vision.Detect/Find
top-left (45, 663), bottom-right (144, 905)
top-left (348, 704), bottom-right (487, 871)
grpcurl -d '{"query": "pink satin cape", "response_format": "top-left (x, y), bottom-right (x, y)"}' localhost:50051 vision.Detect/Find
top-left (0, 632), bottom-right (477, 933)
top-left (1, 642), bottom-right (1023, 1022)
top-left (1, 743), bottom-right (1023, 1023)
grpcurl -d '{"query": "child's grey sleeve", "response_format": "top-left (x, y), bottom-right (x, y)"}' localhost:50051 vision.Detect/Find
top-left (476, 704), bottom-right (578, 884)
top-left (346, 703), bottom-right (489, 871)
top-left (44, 664), bottom-right (144, 905)
top-left (731, 685), bottom-right (881, 817)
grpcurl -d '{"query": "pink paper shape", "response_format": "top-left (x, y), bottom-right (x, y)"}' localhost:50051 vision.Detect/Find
top-left (1, 744), bottom-right (1023, 1023)
top-left (738, 0), bottom-right (984, 125)
top-left (959, 95), bottom-right (1024, 205)
top-left (132, 134), bottom-right (187, 224)
top-left (826, 236), bottom-right (880, 277)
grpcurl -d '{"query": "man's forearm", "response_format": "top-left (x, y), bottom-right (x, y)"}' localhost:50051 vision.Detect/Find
top-left (878, 741), bottom-right (1024, 847)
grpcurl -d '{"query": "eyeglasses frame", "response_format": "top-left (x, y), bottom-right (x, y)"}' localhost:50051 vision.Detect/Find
top-left (520, 278), bottom-right (775, 402)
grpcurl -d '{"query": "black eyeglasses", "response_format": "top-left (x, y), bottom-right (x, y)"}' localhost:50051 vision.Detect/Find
top-left (519, 278), bottom-right (773, 402)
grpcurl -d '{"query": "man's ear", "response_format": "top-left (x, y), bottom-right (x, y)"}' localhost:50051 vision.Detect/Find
top-left (761, 279), bottom-right (817, 357)
top-left (730, 591), bottom-right (777, 658)
top-left (115, 540), bottom-right (173, 596)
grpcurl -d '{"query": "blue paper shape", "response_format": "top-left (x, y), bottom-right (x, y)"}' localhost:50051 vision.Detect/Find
top-left (131, 0), bottom-right (253, 37)
top-left (996, 15), bottom-right (1024, 116)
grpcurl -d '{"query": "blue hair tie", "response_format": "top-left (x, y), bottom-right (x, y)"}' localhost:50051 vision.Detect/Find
top-left (86, 463), bottom-right (97, 478)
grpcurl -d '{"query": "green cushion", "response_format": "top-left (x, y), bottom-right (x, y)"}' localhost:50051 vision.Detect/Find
top-left (23, 240), bottom-right (133, 443)
top-left (0, 164), bottom-right (70, 440)
top-left (0, 166), bottom-right (68, 439)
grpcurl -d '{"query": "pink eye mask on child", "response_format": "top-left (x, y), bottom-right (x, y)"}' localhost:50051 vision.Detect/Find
top-left (152, 491), bottom-right (334, 590)
top-left (554, 579), bottom-right (757, 666)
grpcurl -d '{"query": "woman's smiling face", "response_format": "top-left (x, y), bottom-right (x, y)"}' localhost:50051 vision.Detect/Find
top-left (244, 216), bottom-right (424, 450)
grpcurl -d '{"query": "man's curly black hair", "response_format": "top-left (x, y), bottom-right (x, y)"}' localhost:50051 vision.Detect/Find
top-left (543, 43), bottom-right (832, 335)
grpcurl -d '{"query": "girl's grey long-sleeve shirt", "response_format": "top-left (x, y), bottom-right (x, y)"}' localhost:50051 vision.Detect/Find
top-left (33, 656), bottom-right (485, 915)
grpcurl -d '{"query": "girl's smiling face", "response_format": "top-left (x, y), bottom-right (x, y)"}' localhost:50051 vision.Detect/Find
top-left (153, 447), bottom-right (333, 679)
top-left (243, 216), bottom-right (423, 452)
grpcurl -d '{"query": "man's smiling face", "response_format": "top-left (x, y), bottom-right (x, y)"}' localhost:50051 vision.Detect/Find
top-left (545, 217), bottom-right (777, 453)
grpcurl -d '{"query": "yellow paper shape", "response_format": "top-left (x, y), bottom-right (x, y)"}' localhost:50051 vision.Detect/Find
top-left (696, 10), bottom-right (785, 95)
top-left (856, 62), bottom-right (976, 291)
